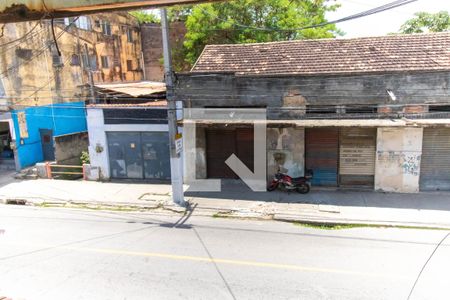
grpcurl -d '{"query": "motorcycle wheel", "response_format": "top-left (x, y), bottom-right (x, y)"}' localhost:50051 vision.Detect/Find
top-left (296, 184), bottom-right (310, 194)
top-left (267, 183), bottom-right (278, 192)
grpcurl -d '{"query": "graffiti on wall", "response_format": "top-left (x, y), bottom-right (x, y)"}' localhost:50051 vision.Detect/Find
top-left (401, 153), bottom-right (421, 176)
top-left (377, 151), bottom-right (421, 176)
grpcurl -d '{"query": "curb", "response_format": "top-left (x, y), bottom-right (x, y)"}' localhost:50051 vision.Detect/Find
top-left (3, 197), bottom-right (450, 230)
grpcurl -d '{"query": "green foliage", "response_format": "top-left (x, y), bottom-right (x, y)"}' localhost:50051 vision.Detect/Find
top-left (129, 10), bottom-right (160, 24)
top-left (80, 151), bottom-right (90, 165)
top-left (178, 0), bottom-right (342, 67)
top-left (399, 11), bottom-right (450, 34)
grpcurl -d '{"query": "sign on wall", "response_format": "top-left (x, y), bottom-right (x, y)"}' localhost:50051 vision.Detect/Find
top-left (17, 112), bottom-right (29, 139)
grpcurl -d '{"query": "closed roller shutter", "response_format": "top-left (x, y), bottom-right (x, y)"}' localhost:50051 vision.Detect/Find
top-left (305, 128), bottom-right (339, 186)
top-left (339, 128), bottom-right (376, 187)
top-left (206, 128), bottom-right (254, 179)
top-left (420, 128), bottom-right (450, 191)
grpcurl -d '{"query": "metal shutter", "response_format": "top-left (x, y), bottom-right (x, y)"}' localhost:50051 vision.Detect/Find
top-left (339, 128), bottom-right (376, 187)
top-left (420, 128), bottom-right (450, 191)
top-left (205, 128), bottom-right (254, 179)
top-left (305, 128), bottom-right (339, 186)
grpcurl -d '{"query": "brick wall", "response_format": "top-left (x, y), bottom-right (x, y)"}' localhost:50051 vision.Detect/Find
top-left (140, 22), bottom-right (186, 82)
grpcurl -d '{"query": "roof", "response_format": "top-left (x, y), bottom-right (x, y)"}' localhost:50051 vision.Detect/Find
top-left (95, 81), bottom-right (166, 97)
top-left (191, 32), bottom-right (450, 76)
top-left (87, 100), bottom-right (167, 109)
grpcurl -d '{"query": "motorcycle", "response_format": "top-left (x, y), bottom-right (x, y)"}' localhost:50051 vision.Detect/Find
top-left (267, 169), bottom-right (313, 194)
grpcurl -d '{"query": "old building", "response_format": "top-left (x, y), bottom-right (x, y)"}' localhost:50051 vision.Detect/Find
top-left (86, 82), bottom-right (171, 181)
top-left (175, 32), bottom-right (450, 193)
top-left (0, 12), bottom-right (144, 169)
top-left (140, 21), bottom-right (186, 81)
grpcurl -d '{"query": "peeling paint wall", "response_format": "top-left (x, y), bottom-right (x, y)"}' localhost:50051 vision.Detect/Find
top-left (0, 12), bottom-right (143, 108)
top-left (375, 127), bottom-right (423, 193)
top-left (267, 127), bottom-right (305, 181)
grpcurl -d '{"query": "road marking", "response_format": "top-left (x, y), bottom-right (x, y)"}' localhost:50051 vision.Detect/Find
top-left (58, 245), bottom-right (398, 279)
top-left (0, 242), bottom-right (406, 279)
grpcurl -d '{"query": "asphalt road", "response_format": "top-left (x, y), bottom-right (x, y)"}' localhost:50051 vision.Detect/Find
top-left (0, 205), bottom-right (449, 300)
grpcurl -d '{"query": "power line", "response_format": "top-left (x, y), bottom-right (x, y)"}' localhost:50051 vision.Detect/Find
top-left (0, 17), bottom-right (80, 80)
top-left (196, 0), bottom-right (418, 32)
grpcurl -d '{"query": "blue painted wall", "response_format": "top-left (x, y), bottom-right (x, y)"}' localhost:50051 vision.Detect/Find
top-left (12, 102), bottom-right (87, 169)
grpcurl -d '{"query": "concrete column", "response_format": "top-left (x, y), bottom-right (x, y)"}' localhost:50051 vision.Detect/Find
top-left (267, 127), bottom-right (305, 181)
top-left (86, 108), bottom-right (109, 180)
top-left (183, 125), bottom-right (206, 181)
top-left (375, 127), bottom-right (423, 193)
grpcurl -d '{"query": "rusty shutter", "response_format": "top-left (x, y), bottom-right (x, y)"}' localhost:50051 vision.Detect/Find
top-left (305, 128), bottom-right (339, 186)
top-left (339, 128), bottom-right (376, 187)
top-left (206, 128), bottom-right (254, 178)
top-left (420, 128), bottom-right (450, 191)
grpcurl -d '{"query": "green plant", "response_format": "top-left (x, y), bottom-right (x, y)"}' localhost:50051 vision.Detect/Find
top-left (80, 151), bottom-right (90, 165)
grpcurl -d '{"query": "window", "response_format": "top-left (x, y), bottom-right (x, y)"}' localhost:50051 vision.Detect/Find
top-left (127, 28), bottom-right (133, 43)
top-left (126, 60), bottom-right (133, 71)
top-left (70, 54), bottom-right (80, 66)
top-left (101, 56), bottom-right (109, 69)
top-left (15, 48), bottom-right (33, 60)
top-left (75, 16), bottom-right (91, 31)
top-left (429, 105), bottom-right (450, 112)
top-left (52, 55), bottom-right (63, 67)
top-left (101, 21), bottom-right (112, 36)
top-left (90, 55), bottom-right (98, 70)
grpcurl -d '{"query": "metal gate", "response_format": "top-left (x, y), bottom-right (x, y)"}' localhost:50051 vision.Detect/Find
top-left (339, 128), bottom-right (376, 187)
top-left (107, 132), bottom-right (170, 180)
top-left (206, 128), bottom-right (254, 178)
top-left (305, 128), bottom-right (339, 186)
top-left (420, 128), bottom-right (450, 191)
top-left (40, 129), bottom-right (55, 161)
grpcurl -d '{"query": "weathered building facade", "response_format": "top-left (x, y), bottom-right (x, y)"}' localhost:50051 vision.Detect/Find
top-left (0, 12), bottom-right (144, 169)
top-left (175, 32), bottom-right (450, 193)
top-left (140, 21), bottom-right (186, 81)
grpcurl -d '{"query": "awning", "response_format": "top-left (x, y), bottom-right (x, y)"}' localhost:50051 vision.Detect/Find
top-left (181, 118), bottom-right (450, 127)
top-left (95, 81), bottom-right (166, 98)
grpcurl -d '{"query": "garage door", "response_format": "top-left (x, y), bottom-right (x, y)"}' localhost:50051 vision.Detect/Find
top-left (339, 128), bottom-right (376, 187)
top-left (420, 128), bottom-right (450, 191)
top-left (206, 128), bottom-right (254, 178)
top-left (107, 132), bottom-right (170, 180)
top-left (305, 128), bottom-right (339, 186)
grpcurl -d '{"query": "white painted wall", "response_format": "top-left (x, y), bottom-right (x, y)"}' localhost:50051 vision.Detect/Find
top-left (86, 108), bottom-right (169, 180)
top-left (375, 127), bottom-right (423, 193)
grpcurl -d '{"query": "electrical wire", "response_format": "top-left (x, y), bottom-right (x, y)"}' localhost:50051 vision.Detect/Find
top-left (196, 0), bottom-right (418, 32)
top-left (0, 17), bottom-right (80, 80)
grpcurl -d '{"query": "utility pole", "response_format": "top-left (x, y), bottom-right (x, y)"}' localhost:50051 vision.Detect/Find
top-left (161, 8), bottom-right (185, 206)
top-left (83, 43), bottom-right (96, 104)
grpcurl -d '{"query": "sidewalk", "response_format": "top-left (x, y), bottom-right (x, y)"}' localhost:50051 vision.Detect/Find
top-left (2, 177), bottom-right (450, 229)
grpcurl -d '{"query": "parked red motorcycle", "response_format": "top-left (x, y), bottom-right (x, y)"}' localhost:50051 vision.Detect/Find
top-left (267, 169), bottom-right (313, 194)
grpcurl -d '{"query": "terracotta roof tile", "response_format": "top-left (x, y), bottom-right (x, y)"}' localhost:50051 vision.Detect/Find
top-left (191, 32), bottom-right (450, 76)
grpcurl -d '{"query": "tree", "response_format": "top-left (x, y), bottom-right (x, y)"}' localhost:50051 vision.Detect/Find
top-left (399, 11), bottom-right (450, 34)
top-left (180, 0), bottom-right (342, 67)
top-left (129, 10), bottom-right (160, 24)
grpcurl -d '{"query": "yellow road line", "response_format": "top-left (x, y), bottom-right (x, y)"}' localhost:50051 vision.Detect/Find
top-left (1, 242), bottom-right (405, 279)
top-left (59, 245), bottom-right (396, 279)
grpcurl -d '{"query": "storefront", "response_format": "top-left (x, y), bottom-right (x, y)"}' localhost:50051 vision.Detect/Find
top-left (107, 131), bottom-right (170, 180)
top-left (420, 128), bottom-right (450, 191)
top-left (305, 127), bottom-right (376, 188)
top-left (205, 127), bottom-right (254, 178)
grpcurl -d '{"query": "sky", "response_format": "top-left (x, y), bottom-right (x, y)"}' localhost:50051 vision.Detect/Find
top-left (327, 0), bottom-right (450, 38)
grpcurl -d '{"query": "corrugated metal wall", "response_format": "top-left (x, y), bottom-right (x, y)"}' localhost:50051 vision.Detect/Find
top-left (420, 128), bottom-right (450, 191)
top-left (305, 128), bottom-right (339, 186)
top-left (339, 128), bottom-right (376, 187)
